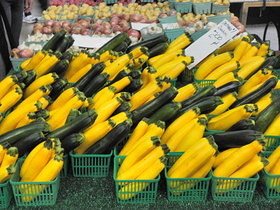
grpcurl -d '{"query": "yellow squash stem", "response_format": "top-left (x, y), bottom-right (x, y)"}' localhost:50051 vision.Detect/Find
top-left (0, 147), bottom-right (18, 168)
top-left (0, 165), bottom-right (16, 183)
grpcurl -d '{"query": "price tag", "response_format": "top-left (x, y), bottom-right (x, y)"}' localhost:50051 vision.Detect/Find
top-left (131, 22), bottom-right (151, 31)
top-left (185, 19), bottom-right (239, 69)
top-left (72, 34), bottom-right (113, 49)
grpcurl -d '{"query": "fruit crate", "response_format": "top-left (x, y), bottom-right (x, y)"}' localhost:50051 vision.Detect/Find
top-left (174, 2), bottom-right (192, 13)
top-left (191, 29), bottom-right (209, 41)
top-left (262, 169), bottom-right (280, 199)
top-left (0, 181), bottom-right (13, 209)
top-left (10, 159), bottom-right (60, 207)
top-left (158, 15), bottom-right (178, 24)
top-left (9, 56), bottom-right (28, 70)
top-left (263, 135), bottom-right (280, 152)
top-left (164, 28), bottom-right (185, 42)
top-left (165, 152), bottom-right (211, 201)
top-left (211, 172), bottom-right (259, 202)
top-left (211, 4), bottom-right (230, 14)
top-left (207, 14), bottom-right (231, 24)
top-left (70, 150), bottom-right (113, 177)
top-left (113, 156), bottom-right (160, 204)
top-left (192, 2), bottom-right (212, 14)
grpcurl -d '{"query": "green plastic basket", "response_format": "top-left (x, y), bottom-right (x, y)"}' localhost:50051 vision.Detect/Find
top-left (264, 135), bottom-right (280, 152)
top-left (70, 150), bottom-right (113, 177)
top-left (191, 29), bottom-right (209, 41)
top-left (211, 4), bottom-right (230, 14)
top-left (10, 159), bottom-right (60, 207)
top-left (164, 28), bottom-right (185, 42)
top-left (158, 15), bottom-right (178, 24)
top-left (9, 56), bottom-right (29, 70)
top-left (211, 172), bottom-right (259, 202)
top-left (165, 153), bottom-right (211, 201)
top-left (262, 169), bottom-right (280, 199)
top-left (174, 2), bottom-right (192, 13)
top-left (194, 78), bottom-right (216, 87)
top-left (60, 154), bottom-right (69, 178)
top-left (192, 2), bottom-right (212, 14)
top-left (0, 181), bottom-right (12, 209)
top-left (168, 0), bottom-right (176, 9)
top-left (104, 0), bottom-right (118, 4)
top-left (204, 129), bottom-right (224, 136)
top-left (113, 156), bottom-right (160, 204)
top-left (207, 14), bottom-right (231, 24)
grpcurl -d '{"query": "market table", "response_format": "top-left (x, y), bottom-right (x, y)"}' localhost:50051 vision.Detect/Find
top-left (7, 165), bottom-right (280, 209)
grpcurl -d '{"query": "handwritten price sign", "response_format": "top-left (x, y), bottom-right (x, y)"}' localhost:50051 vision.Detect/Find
top-left (185, 19), bottom-right (239, 68)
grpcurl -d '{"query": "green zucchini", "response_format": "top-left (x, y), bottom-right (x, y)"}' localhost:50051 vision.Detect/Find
top-left (211, 130), bottom-right (263, 151)
top-left (106, 69), bottom-right (131, 86)
top-left (23, 70), bottom-right (36, 87)
top-left (65, 109), bottom-right (82, 123)
top-left (176, 69), bottom-right (194, 88)
top-left (112, 101), bottom-right (132, 116)
top-left (55, 36), bottom-right (70, 53)
top-left (227, 119), bottom-right (256, 131)
top-left (181, 85), bottom-right (217, 108)
top-left (95, 32), bottom-right (130, 55)
top-left (82, 73), bottom-right (110, 97)
top-left (12, 132), bottom-right (45, 157)
top-left (112, 41), bottom-right (129, 53)
top-left (49, 78), bottom-right (68, 100)
top-left (148, 42), bottom-right (169, 58)
top-left (11, 70), bottom-right (27, 83)
top-left (149, 102), bottom-right (182, 123)
top-left (259, 55), bottom-right (280, 69)
top-left (122, 78), bottom-right (143, 93)
top-left (213, 81), bottom-right (241, 96)
top-left (0, 120), bottom-right (50, 145)
top-left (254, 97), bottom-right (280, 133)
top-left (48, 59), bottom-right (70, 76)
top-left (28, 109), bottom-right (50, 120)
top-left (84, 119), bottom-right (132, 154)
top-left (128, 70), bottom-right (141, 79)
top-left (61, 132), bottom-right (84, 153)
top-left (126, 33), bottom-right (168, 52)
top-left (42, 29), bottom-right (67, 51)
top-left (66, 35), bottom-right (75, 49)
top-left (61, 51), bottom-right (75, 61)
top-left (131, 86), bottom-right (178, 124)
top-left (74, 62), bottom-right (106, 92)
top-left (230, 77), bottom-right (278, 108)
top-left (47, 109), bottom-right (97, 139)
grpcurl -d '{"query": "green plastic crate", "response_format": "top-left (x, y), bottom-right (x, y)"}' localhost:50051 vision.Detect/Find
top-left (165, 153), bottom-right (211, 201)
top-left (113, 156), bottom-right (160, 204)
top-left (0, 181), bottom-right (12, 209)
top-left (262, 169), bottom-right (280, 199)
top-left (204, 129), bottom-right (224, 136)
top-left (168, 0), bottom-right (176, 9)
top-left (70, 150), bottom-right (113, 177)
top-left (10, 159), bottom-right (60, 207)
top-left (211, 4), bottom-right (230, 14)
top-left (10, 57), bottom-right (28, 70)
top-left (194, 78), bottom-right (216, 87)
top-left (192, 2), bottom-right (212, 14)
top-left (191, 29), bottom-right (209, 41)
top-left (164, 28), bottom-right (185, 42)
top-left (264, 135), bottom-right (280, 152)
top-left (174, 2), bottom-right (192, 13)
top-left (60, 154), bottom-right (69, 178)
top-left (104, 0), bottom-right (118, 4)
top-left (207, 14), bottom-right (231, 24)
top-left (211, 172), bottom-right (259, 202)
top-left (158, 15), bottom-right (178, 24)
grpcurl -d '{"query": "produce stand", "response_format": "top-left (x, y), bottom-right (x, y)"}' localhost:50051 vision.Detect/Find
top-left (1, 0), bottom-right (280, 209)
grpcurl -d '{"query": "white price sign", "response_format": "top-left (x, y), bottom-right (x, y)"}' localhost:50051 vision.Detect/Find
top-left (72, 34), bottom-right (113, 49)
top-left (131, 22), bottom-right (151, 31)
top-left (185, 19), bottom-right (239, 68)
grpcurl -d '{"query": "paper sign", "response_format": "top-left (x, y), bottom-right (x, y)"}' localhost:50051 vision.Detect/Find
top-left (185, 19), bottom-right (239, 69)
top-left (72, 34), bottom-right (113, 49)
top-left (131, 22), bottom-right (151, 31)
